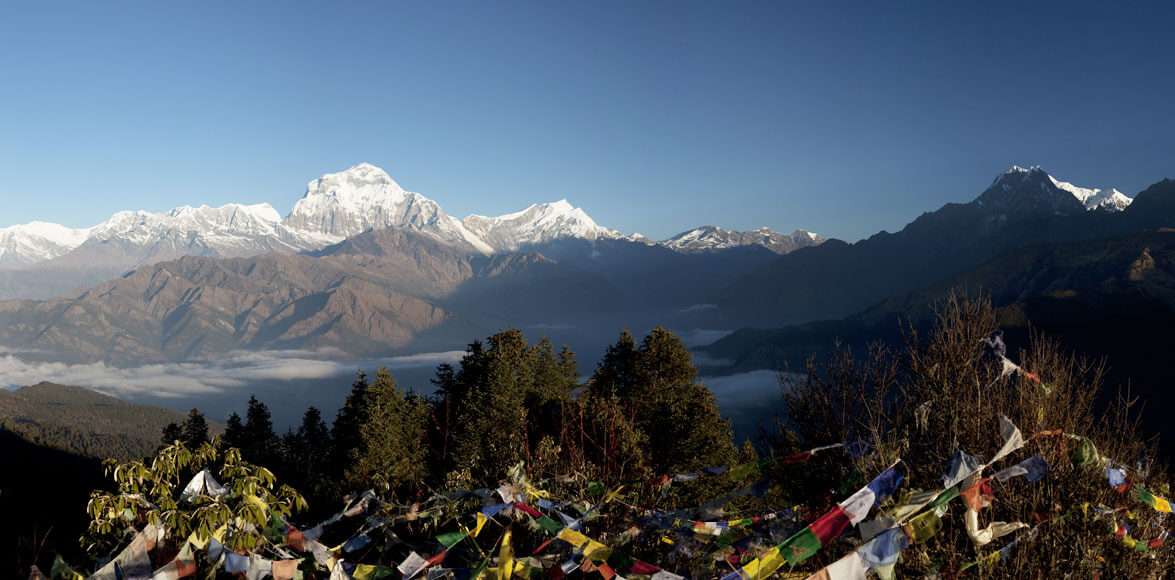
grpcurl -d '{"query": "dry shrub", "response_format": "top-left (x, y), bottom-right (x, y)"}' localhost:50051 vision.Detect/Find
top-left (782, 293), bottom-right (1173, 578)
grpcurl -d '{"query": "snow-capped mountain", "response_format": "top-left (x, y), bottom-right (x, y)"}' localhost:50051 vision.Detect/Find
top-left (43, 202), bottom-right (310, 273)
top-left (1048, 175), bottom-right (1133, 212)
top-left (0, 222), bottom-right (91, 268)
top-left (462, 200), bottom-right (624, 252)
top-left (660, 225), bottom-right (823, 254)
top-left (284, 163), bottom-right (493, 253)
top-left (980, 165), bottom-right (1133, 213)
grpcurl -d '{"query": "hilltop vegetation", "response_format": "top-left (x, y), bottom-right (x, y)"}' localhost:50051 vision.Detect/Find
top-left (15, 298), bottom-right (1171, 578)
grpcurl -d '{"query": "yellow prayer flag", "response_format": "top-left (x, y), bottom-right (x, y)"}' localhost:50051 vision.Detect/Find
top-left (498, 528), bottom-right (515, 580)
top-left (474, 512), bottom-right (488, 538)
top-left (352, 564), bottom-right (379, 580)
top-left (584, 540), bottom-right (611, 562)
top-left (740, 546), bottom-right (786, 580)
top-left (1154, 497), bottom-right (1172, 513)
top-left (557, 528), bottom-right (590, 548)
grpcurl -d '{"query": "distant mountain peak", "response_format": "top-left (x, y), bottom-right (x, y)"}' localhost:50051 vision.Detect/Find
top-left (981, 165), bottom-right (1132, 214)
top-left (660, 225), bottom-right (823, 254)
top-left (0, 221), bottom-right (92, 268)
top-left (462, 199), bottom-right (622, 251)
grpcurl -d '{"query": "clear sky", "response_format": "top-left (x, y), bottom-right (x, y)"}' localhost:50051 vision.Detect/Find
top-left (1, 1), bottom-right (1172, 241)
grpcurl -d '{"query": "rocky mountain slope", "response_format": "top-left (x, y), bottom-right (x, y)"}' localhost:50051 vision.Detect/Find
top-left (716, 168), bottom-right (1162, 327)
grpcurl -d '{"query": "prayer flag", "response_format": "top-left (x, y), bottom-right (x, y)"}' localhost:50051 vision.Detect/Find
top-left (990, 415), bottom-right (1025, 465)
top-left (804, 552), bottom-right (867, 580)
top-left (399, 552), bottom-right (429, 579)
top-left (438, 531), bottom-right (468, 549)
top-left (272, 560), bottom-right (301, 580)
top-left (474, 513), bottom-right (489, 538)
top-left (942, 450), bottom-right (981, 488)
top-left (498, 529), bottom-right (515, 580)
top-left (838, 467), bottom-right (903, 524)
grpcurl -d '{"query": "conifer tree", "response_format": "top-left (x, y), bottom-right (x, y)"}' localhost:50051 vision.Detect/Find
top-left (345, 369), bottom-right (428, 491)
top-left (451, 330), bottom-right (534, 482)
top-left (180, 408), bottom-right (210, 448)
top-left (331, 371), bottom-right (370, 477)
top-left (243, 395), bottom-right (279, 467)
top-left (600, 327), bottom-right (736, 474)
top-left (222, 412), bottom-right (246, 450)
top-left (590, 330), bottom-right (639, 398)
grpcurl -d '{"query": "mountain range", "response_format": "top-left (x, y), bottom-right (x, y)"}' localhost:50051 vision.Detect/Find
top-left (0, 162), bottom-right (1165, 371)
top-left (0, 163), bottom-right (820, 301)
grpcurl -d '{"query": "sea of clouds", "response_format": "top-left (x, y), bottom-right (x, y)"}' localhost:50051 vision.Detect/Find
top-left (0, 348), bottom-right (464, 399)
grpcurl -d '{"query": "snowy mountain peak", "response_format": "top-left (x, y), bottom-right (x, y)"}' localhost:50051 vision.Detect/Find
top-left (660, 225), bottom-right (823, 254)
top-left (1048, 175), bottom-right (1133, 212)
top-left (285, 163), bottom-right (492, 253)
top-left (0, 221), bottom-right (92, 268)
top-left (982, 166), bottom-right (1132, 213)
top-left (462, 199), bottom-right (622, 252)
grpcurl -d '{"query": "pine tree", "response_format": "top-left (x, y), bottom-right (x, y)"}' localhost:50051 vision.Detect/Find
top-left (296, 407), bottom-right (332, 485)
top-left (243, 395), bottom-right (279, 467)
top-left (451, 330), bottom-right (535, 483)
top-left (590, 330), bottom-right (639, 398)
top-left (630, 327), bottom-right (735, 474)
top-left (345, 369), bottom-right (428, 491)
top-left (530, 338), bottom-right (575, 403)
top-left (181, 408), bottom-right (210, 448)
top-left (222, 412), bottom-right (246, 450)
top-left (331, 372), bottom-right (370, 478)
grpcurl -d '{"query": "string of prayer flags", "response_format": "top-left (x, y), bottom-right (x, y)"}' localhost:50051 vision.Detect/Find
top-left (1131, 486), bottom-right (1173, 513)
top-left (727, 462), bottom-right (903, 578)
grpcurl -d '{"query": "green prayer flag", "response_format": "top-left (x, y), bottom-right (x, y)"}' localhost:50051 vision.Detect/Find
top-left (437, 530), bottom-right (468, 549)
top-left (780, 527), bottom-right (822, 565)
top-left (536, 515), bottom-right (564, 535)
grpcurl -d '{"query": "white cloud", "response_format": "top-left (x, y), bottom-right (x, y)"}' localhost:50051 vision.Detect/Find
top-left (0, 349), bottom-right (466, 399)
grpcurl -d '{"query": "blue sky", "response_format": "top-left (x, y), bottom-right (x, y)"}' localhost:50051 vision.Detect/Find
top-left (1, 1), bottom-right (1172, 241)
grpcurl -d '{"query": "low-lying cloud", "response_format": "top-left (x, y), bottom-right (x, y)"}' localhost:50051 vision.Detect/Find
top-left (0, 349), bottom-right (465, 399)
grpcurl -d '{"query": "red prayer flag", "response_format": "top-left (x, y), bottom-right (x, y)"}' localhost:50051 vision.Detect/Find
top-left (514, 503), bottom-right (544, 518)
top-left (810, 506), bottom-right (851, 544)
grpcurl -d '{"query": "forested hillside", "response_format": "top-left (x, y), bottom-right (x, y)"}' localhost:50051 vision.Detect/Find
top-left (0, 382), bottom-right (204, 460)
